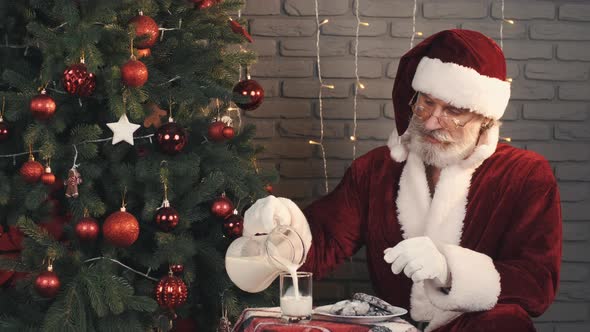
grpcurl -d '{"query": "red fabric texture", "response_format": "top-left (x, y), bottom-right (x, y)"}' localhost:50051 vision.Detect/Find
top-left (432, 304), bottom-right (535, 332)
top-left (236, 317), bottom-right (373, 332)
top-left (392, 29), bottom-right (507, 135)
top-left (299, 143), bottom-right (561, 329)
top-left (0, 226), bottom-right (25, 286)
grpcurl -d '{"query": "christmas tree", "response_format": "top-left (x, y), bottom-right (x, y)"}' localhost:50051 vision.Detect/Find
top-left (0, 1), bottom-right (276, 331)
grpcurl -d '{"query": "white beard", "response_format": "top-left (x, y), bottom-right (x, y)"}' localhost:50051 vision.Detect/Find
top-left (407, 117), bottom-right (479, 168)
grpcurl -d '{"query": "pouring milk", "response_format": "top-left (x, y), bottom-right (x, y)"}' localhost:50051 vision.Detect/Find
top-left (225, 225), bottom-right (308, 297)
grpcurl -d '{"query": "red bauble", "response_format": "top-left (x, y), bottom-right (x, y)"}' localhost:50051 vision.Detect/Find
top-left (264, 183), bottom-right (273, 194)
top-left (75, 217), bottom-right (100, 242)
top-left (34, 269), bottom-right (60, 298)
top-left (41, 167), bottom-right (56, 185)
top-left (211, 195), bottom-right (233, 218)
top-left (222, 126), bottom-right (235, 139)
top-left (62, 62), bottom-right (96, 97)
top-left (193, 0), bottom-right (216, 10)
top-left (136, 48), bottom-right (151, 59)
top-left (232, 79), bottom-right (264, 111)
top-left (222, 214), bottom-right (243, 240)
top-left (156, 121), bottom-right (187, 155)
top-left (0, 118), bottom-right (10, 141)
top-left (20, 157), bottom-right (44, 183)
top-left (170, 264), bottom-right (184, 275)
top-left (121, 59), bottom-right (148, 87)
top-left (155, 274), bottom-right (188, 309)
top-left (103, 208), bottom-right (140, 247)
top-left (207, 121), bottom-right (226, 142)
top-left (155, 205), bottom-right (180, 232)
top-left (30, 89), bottom-right (56, 120)
top-left (129, 13), bottom-right (160, 49)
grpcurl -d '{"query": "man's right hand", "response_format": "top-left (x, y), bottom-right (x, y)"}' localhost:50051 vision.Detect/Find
top-left (243, 196), bottom-right (312, 253)
top-left (243, 196), bottom-right (291, 235)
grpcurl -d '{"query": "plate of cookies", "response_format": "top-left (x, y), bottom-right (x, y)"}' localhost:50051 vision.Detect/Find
top-left (312, 293), bottom-right (407, 323)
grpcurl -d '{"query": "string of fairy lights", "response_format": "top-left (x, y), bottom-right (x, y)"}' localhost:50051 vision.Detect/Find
top-left (311, 0), bottom-right (371, 193)
top-left (500, 0), bottom-right (514, 143)
top-left (311, 0), bottom-right (330, 194)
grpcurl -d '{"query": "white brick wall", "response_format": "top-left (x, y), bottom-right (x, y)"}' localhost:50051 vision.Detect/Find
top-left (243, 1), bottom-right (590, 330)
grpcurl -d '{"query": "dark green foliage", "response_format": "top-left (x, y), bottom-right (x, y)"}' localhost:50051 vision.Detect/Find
top-left (0, 0), bottom-right (278, 330)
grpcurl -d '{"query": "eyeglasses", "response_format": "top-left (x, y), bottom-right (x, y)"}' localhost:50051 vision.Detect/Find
top-left (409, 92), bottom-right (475, 131)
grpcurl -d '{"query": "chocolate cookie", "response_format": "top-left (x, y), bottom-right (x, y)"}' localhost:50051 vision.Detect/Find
top-left (352, 293), bottom-right (397, 314)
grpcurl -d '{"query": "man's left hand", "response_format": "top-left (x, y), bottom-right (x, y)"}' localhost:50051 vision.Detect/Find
top-left (384, 236), bottom-right (450, 285)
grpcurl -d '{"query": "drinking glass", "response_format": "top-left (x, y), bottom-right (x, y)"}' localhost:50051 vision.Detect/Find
top-left (279, 271), bottom-right (313, 322)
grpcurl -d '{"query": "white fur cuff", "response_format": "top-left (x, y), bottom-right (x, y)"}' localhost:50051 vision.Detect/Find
top-left (424, 244), bottom-right (501, 312)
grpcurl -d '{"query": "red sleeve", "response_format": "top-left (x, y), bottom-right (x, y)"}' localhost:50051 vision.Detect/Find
top-left (495, 161), bottom-right (562, 316)
top-left (299, 163), bottom-right (367, 279)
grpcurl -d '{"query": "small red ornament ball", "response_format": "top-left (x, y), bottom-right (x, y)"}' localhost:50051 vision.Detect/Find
top-left (75, 217), bottom-right (100, 242)
top-left (41, 167), bottom-right (56, 185)
top-left (121, 59), bottom-right (148, 87)
top-left (264, 184), bottom-right (273, 194)
top-left (103, 209), bottom-right (140, 247)
top-left (155, 206), bottom-right (180, 232)
top-left (155, 274), bottom-right (188, 309)
top-left (156, 122), bottom-right (187, 155)
top-left (129, 13), bottom-right (160, 49)
top-left (207, 121), bottom-right (226, 142)
top-left (222, 126), bottom-right (235, 139)
top-left (211, 195), bottom-right (233, 218)
top-left (0, 119), bottom-right (10, 141)
top-left (20, 159), bottom-right (44, 183)
top-left (232, 79), bottom-right (264, 111)
top-left (170, 264), bottom-right (184, 275)
top-left (192, 0), bottom-right (216, 10)
top-left (34, 270), bottom-right (61, 298)
top-left (30, 90), bottom-right (56, 120)
top-left (222, 214), bottom-right (243, 240)
top-left (63, 62), bottom-right (96, 97)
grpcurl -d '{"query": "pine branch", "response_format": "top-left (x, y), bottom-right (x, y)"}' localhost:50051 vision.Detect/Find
top-left (0, 258), bottom-right (30, 272)
top-left (16, 216), bottom-right (67, 260)
top-left (1, 71), bottom-right (36, 94)
top-left (80, 270), bottom-right (109, 318)
top-left (124, 296), bottom-right (158, 313)
top-left (41, 279), bottom-right (86, 332)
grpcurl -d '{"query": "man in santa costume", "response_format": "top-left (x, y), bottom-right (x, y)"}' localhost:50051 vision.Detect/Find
top-left (243, 29), bottom-right (562, 331)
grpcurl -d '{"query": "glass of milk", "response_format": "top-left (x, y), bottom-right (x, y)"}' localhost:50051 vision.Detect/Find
top-left (280, 271), bottom-right (313, 322)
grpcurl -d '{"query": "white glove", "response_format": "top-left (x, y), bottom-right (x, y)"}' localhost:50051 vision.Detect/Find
top-left (383, 236), bottom-right (449, 286)
top-left (243, 196), bottom-right (312, 254)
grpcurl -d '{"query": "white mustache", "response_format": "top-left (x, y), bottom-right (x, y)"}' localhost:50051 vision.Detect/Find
top-left (426, 131), bottom-right (455, 143)
top-left (414, 122), bottom-right (455, 143)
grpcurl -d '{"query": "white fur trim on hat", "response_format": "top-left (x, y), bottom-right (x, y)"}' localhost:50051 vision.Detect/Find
top-left (412, 57), bottom-right (511, 120)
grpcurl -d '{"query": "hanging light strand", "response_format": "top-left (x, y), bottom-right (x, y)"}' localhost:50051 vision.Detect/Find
top-left (500, 0), bottom-right (505, 50)
top-left (351, 0), bottom-right (363, 159)
top-left (410, 0), bottom-right (418, 49)
top-left (314, 0), bottom-right (329, 193)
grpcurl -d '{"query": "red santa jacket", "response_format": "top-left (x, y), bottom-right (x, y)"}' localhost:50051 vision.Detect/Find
top-left (300, 129), bottom-right (561, 331)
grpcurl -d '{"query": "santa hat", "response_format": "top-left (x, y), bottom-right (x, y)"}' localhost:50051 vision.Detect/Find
top-left (387, 29), bottom-right (511, 163)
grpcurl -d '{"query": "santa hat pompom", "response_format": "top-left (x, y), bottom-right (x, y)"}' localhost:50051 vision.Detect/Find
top-left (387, 130), bottom-right (410, 162)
